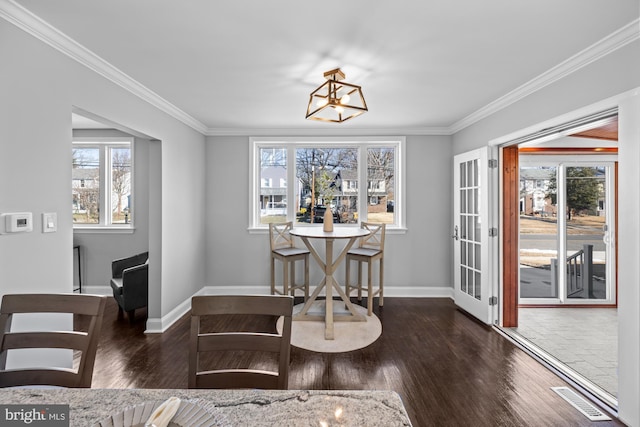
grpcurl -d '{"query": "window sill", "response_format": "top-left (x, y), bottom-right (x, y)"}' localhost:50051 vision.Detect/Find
top-left (73, 226), bottom-right (135, 234)
top-left (247, 225), bottom-right (407, 234)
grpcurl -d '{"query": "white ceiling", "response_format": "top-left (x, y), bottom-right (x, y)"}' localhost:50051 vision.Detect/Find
top-left (10, 0), bottom-right (640, 134)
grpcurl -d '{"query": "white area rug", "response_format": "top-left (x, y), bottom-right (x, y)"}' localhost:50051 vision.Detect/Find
top-left (277, 301), bottom-right (382, 353)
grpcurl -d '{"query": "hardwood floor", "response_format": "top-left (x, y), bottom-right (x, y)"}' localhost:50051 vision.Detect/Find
top-left (92, 297), bottom-right (624, 426)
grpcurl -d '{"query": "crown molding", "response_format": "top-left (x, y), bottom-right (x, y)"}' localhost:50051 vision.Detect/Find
top-left (0, 0), bottom-right (208, 135)
top-left (2, 0), bottom-right (637, 138)
top-left (450, 18), bottom-right (640, 134)
top-left (204, 126), bottom-right (452, 137)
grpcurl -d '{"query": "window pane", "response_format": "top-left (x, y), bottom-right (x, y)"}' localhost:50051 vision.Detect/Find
top-left (111, 147), bottom-right (131, 224)
top-left (295, 147), bottom-right (358, 224)
top-left (72, 147), bottom-right (100, 224)
top-left (367, 147), bottom-right (395, 224)
top-left (259, 148), bottom-right (287, 224)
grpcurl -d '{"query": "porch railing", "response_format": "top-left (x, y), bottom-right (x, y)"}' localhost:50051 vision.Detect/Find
top-left (551, 244), bottom-right (594, 299)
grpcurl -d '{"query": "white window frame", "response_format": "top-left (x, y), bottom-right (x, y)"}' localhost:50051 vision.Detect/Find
top-left (72, 137), bottom-right (134, 232)
top-left (249, 136), bottom-right (406, 232)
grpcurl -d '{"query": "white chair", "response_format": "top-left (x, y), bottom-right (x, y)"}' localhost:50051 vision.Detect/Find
top-left (269, 222), bottom-right (309, 301)
top-left (345, 222), bottom-right (386, 316)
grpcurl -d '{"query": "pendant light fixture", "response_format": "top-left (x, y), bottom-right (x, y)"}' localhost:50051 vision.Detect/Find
top-left (305, 68), bottom-right (368, 123)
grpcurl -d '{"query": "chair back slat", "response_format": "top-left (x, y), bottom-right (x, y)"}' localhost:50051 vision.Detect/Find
top-left (2, 331), bottom-right (88, 351)
top-left (0, 293), bottom-right (106, 388)
top-left (359, 222), bottom-right (386, 250)
top-left (198, 332), bottom-right (283, 353)
top-left (1, 293), bottom-right (106, 316)
top-left (195, 370), bottom-right (279, 390)
top-left (189, 295), bottom-right (293, 390)
top-left (269, 222), bottom-right (295, 251)
top-left (0, 369), bottom-right (80, 389)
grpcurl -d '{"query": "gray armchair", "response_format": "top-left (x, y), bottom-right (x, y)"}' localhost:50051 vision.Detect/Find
top-left (110, 251), bottom-right (148, 324)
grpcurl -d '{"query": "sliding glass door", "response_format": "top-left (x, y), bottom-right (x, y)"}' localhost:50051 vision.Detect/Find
top-left (519, 158), bottom-right (616, 305)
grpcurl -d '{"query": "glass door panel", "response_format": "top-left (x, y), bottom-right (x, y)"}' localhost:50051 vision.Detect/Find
top-left (519, 160), bottom-right (615, 304)
top-left (519, 166), bottom-right (559, 299)
top-left (566, 166), bottom-right (608, 300)
top-left (453, 147), bottom-right (492, 323)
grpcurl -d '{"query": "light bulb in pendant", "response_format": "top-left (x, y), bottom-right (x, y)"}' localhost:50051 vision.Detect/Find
top-left (340, 94), bottom-right (351, 104)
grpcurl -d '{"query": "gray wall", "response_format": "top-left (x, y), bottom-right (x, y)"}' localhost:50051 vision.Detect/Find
top-left (204, 135), bottom-right (454, 294)
top-left (0, 20), bottom-right (207, 328)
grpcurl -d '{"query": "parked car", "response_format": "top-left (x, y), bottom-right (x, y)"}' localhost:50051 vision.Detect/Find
top-left (297, 205), bottom-right (341, 223)
top-left (313, 206), bottom-right (341, 223)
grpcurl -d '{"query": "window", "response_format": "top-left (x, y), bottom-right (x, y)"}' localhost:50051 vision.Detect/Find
top-left (250, 137), bottom-right (405, 230)
top-left (72, 138), bottom-right (133, 228)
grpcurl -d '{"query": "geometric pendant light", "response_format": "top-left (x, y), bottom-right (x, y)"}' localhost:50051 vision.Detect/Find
top-left (305, 68), bottom-right (368, 123)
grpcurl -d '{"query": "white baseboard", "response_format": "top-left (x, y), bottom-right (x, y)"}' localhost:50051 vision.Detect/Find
top-left (111, 284), bottom-right (454, 334)
top-left (200, 285), bottom-right (454, 299)
top-left (145, 287), bottom-right (208, 334)
top-left (81, 285), bottom-right (112, 296)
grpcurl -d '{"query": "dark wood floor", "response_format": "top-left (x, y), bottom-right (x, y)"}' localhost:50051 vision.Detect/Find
top-left (93, 297), bottom-right (624, 427)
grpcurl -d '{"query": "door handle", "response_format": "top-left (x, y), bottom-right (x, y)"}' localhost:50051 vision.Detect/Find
top-left (452, 225), bottom-right (459, 240)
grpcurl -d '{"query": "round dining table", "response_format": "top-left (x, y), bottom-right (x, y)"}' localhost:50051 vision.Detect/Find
top-left (289, 226), bottom-right (370, 340)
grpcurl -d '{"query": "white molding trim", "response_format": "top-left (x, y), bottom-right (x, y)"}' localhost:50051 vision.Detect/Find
top-left (205, 126), bottom-right (451, 137)
top-left (489, 87), bottom-right (639, 147)
top-left (81, 285), bottom-right (112, 296)
top-left (3, 1), bottom-right (636, 138)
top-left (451, 18), bottom-right (640, 134)
top-left (145, 287), bottom-right (208, 334)
top-left (0, 0), bottom-right (208, 134)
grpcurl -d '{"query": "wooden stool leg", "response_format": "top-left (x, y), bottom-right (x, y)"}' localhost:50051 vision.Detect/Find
top-left (304, 256), bottom-right (309, 301)
top-left (367, 260), bottom-right (373, 316)
top-left (379, 257), bottom-right (384, 307)
top-left (357, 261), bottom-right (363, 301)
top-left (345, 257), bottom-right (351, 300)
top-left (282, 259), bottom-right (289, 296)
top-left (270, 256), bottom-right (276, 295)
top-left (290, 261), bottom-right (296, 297)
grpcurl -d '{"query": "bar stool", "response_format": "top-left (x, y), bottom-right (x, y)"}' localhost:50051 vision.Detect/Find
top-left (269, 222), bottom-right (309, 301)
top-left (345, 222), bottom-right (386, 316)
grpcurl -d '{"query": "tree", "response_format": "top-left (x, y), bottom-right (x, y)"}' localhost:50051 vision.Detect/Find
top-left (111, 148), bottom-right (131, 221)
top-left (546, 167), bottom-right (601, 218)
top-left (367, 148), bottom-right (394, 201)
top-left (295, 148), bottom-right (357, 203)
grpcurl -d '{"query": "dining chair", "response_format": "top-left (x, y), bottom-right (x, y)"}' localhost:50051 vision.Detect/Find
top-left (345, 222), bottom-right (386, 316)
top-left (0, 293), bottom-right (107, 388)
top-left (189, 294), bottom-right (293, 390)
top-left (269, 222), bottom-right (309, 301)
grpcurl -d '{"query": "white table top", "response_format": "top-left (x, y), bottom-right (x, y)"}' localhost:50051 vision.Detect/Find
top-left (290, 227), bottom-right (370, 239)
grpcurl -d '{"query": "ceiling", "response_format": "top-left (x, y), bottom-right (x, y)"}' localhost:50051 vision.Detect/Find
top-left (10, 1), bottom-right (639, 134)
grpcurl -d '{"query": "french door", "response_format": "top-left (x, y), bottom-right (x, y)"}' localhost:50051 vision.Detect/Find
top-left (453, 147), bottom-right (496, 324)
top-left (519, 158), bottom-right (617, 305)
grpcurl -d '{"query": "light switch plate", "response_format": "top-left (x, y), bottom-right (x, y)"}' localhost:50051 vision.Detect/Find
top-left (42, 212), bottom-right (57, 233)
